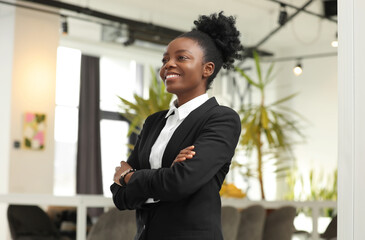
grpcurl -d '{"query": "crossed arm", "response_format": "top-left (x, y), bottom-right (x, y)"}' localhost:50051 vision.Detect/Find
top-left (113, 145), bottom-right (196, 186)
top-left (110, 109), bottom-right (241, 210)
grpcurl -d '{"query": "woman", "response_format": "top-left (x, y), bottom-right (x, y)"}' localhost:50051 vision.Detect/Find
top-left (111, 12), bottom-right (243, 240)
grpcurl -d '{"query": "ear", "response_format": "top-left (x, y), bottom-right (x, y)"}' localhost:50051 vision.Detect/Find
top-left (203, 62), bottom-right (215, 79)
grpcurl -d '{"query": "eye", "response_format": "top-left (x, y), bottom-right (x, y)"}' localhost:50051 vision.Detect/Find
top-left (177, 55), bottom-right (188, 61)
top-left (162, 57), bottom-right (169, 64)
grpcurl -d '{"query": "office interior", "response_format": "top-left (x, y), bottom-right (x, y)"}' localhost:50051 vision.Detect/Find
top-left (1, 0), bottom-right (364, 239)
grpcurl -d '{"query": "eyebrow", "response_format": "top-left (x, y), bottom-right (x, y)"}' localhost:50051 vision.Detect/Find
top-left (163, 49), bottom-right (193, 56)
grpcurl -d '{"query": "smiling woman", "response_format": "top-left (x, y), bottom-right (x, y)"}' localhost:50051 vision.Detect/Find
top-left (160, 38), bottom-right (209, 105)
top-left (110, 12), bottom-right (243, 240)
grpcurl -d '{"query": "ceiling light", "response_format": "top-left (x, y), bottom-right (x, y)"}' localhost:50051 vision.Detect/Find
top-left (278, 3), bottom-right (288, 26)
top-left (293, 60), bottom-right (303, 76)
top-left (61, 18), bottom-right (68, 35)
top-left (123, 31), bottom-right (135, 46)
top-left (331, 32), bottom-right (338, 48)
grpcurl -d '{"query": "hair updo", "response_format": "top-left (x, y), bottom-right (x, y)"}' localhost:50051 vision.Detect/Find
top-left (179, 11), bottom-right (243, 89)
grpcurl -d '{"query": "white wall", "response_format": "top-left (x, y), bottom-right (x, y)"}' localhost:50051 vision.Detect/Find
top-left (275, 53), bottom-right (338, 173)
top-left (338, 0), bottom-right (365, 238)
top-left (273, 50), bottom-right (337, 200)
top-left (8, 7), bottom-right (59, 193)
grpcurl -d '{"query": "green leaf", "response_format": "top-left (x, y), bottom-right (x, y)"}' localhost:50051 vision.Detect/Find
top-left (253, 50), bottom-right (263, 85)
top-left (265, 62), bottom-right (275, 85)
top-left (270, 93), bottom-right (299, 106)
top-left (260, 107), bottom-right (269, 129)
top-left (276, 105), bottom-right (310, 123)
top-left (235, 67), bottom-right (261, 89)
top-left (25, 138), bottom-right (31, 148)
top-left (264, 129), bottom-right (275, 145)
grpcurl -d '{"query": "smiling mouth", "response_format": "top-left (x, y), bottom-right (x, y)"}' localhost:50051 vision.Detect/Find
top-left (165, 74), bottom-right (180, 80)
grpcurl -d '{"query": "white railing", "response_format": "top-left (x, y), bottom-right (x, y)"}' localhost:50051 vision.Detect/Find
top-left (0, 194), bottom-right (336, 240)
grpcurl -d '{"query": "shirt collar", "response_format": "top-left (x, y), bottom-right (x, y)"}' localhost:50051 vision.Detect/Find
top-left (165, 93), bottom-right (209, 120)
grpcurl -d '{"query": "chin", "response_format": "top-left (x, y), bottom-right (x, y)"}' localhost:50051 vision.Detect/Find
top-left (165, 85), bottom-right (178, 94)
top-left (166, 88), bottom-right (177, 95)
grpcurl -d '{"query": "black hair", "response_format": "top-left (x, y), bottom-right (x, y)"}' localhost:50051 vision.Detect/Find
top-left (179, 12), bottom-right (243, 89)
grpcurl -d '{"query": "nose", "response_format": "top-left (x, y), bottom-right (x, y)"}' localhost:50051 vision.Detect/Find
top-left (164, 58), bottom-right (176, 69)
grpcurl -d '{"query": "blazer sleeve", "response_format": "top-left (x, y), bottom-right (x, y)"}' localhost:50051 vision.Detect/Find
top-left (124, 107), bottom-right (241, 202)
top-left (110, 120), bottom-right (148, 210)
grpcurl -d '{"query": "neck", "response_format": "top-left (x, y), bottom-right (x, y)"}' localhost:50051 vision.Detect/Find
top-left (176, 92), bottom-right (206, 107)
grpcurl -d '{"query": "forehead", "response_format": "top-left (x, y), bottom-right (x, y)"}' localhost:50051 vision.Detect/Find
top-left (164, 37), bottom-right (203, 55)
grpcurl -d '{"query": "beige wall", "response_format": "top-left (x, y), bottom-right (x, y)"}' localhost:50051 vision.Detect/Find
top-left (8, 7), bottom-right (59, 193)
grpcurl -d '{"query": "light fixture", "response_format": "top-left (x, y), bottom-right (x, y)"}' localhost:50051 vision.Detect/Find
top-left (123, 31), bottom-right (135, 46)
top-left (331, 32), bottom-right (338, 48)
top-left (61, 18), bottom-right (68, 35)
top-left (293, 60), bottom-right (303, 76)
top-left (278, 3), bottom-right (288, 26)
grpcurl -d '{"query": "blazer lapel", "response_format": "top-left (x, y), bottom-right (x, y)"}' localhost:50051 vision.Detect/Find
top-left (140, 111), bottom-right (168, 169)
top-left (161, 97), bottom-right (219, 168)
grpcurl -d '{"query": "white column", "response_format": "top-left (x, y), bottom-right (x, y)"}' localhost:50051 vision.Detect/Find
top-left (338, 0), bottom-right (365, 239)
top-left (0, 4), bottom-right (15, 240)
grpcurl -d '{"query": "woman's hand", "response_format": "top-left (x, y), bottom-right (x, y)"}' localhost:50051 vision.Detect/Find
top-left (113, 161), bottom-right (133, 186)
top-left (171, 145), bottom-right (195, 167)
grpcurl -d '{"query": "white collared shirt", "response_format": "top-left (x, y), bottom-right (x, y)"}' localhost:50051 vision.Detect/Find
top-left (149, 93), bottom-right (209, 169)
top-left (145, 93), bottom-right (209, 204)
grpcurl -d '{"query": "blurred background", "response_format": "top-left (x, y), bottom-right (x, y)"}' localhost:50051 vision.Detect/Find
top-left (0, 0), bottom-right (339, 239)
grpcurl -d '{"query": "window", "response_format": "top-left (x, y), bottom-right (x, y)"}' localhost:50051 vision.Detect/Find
top-left (99, 56), bottom-right (142, 197)
top-left (54, 46), bottom-right (81, 196)
top-left (54, 47), bottom-right (142, 197)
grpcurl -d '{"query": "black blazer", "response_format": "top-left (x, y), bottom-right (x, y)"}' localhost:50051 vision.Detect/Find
top-left (111, 97), bottom-right (241, 240)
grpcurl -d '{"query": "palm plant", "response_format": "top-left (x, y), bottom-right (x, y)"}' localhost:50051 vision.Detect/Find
top-left (235, 51), bottom-right (305, 200)
top-left (118, 67), bottom-right (173, 139)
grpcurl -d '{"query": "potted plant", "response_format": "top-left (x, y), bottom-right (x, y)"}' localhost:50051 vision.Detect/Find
top-left (235, 51), bottom-right (305, 200)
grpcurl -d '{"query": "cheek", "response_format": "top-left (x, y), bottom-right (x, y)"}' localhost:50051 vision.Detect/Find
top-left (159, 68), bottom-right (165, 81)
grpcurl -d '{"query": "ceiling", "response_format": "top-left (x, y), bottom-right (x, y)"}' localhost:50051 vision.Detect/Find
top-left (57, 0), bottom-right (338, 58)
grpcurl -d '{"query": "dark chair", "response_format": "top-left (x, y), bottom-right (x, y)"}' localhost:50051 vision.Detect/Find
top-left (236, 205), bottom-right (266, 240)
top-left (7, 204), bottom-right (60, 240)
top-left (262, 206), bottom-right (297, 240)
top-left (320, 215), bottom-right (337, 240)
top-left (87, 208), bottom-right (136, 240)
top-left (221, 206), bottom-right (240, 240)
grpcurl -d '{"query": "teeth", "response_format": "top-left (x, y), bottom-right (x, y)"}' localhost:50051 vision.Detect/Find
top-left (166, 74), bottom-right (180, 79)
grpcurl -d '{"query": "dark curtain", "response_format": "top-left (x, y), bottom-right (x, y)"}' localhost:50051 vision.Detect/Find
top-left (76, 55), bottom-right (103, 197)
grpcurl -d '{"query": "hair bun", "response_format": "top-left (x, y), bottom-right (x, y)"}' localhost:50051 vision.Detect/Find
top-left (193, 12), bottom-right (243, 69)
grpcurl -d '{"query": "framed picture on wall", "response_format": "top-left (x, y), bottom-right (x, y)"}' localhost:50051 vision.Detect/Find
top-left (23, 112), bottom-right (46, 150)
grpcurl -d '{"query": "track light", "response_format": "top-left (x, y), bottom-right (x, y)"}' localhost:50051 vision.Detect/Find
top-left (123, 37), bottom-right (135, 46)
top-left (123, 31), bottom-right (135, 46)
top-left (61, 18), bottom-right (68, 35)
top-left (293, 60), bottom-right (303, 76)
top-left (278, 3), bottom-right (288, 26)
top-left (331, 32), bottom-right (338, 48)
